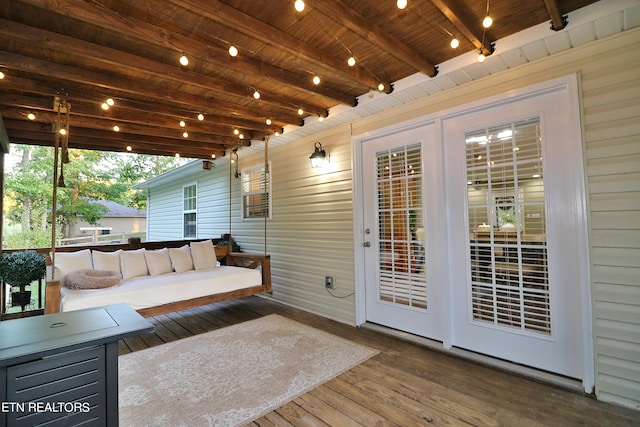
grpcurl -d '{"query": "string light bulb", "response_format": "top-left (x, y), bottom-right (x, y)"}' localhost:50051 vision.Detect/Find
top-left (179, 120), bottom-right (186, 127)
top-left (478, 52), bottom-right (486, 62)
top-left (126, 145), bottom-right (132, 151)
top-left (113, 125), bottom-right (120, 132)
top-left (59, 128), bottom-right (67, 136)
top-left (101, 102), bottom-right (109, 111)
top-left (253, 90), bottom-right (261, 99)
top-left (234, 129), bottom-right (240, 135)
top-left (297, 108), bottom-right (304, 116)
top-left (482, 15), bottom-right (493, 28)
top-left (27, 113), bottom-right (36, 120)
top-left (182, 131), bottom-right (189, 138)
top-left (106, 98), bottom-right (115, 106)
top-left (228, 45), bottom-right (238, 57)
top-left (179, 54), bottom-right (189, 66)
top-left (347, 56), bottom-right (356, 67)
top-left (397, 0), bottom-right (407, 10)
top-left (312, 76), bottom-right (321, 85)
top-left (265, 118), bottom-right (272, 125)
top-left (197, 113), bottom-right (204, 121)
top-left (377, 83), bottom-right (385, 92)
top-left (450, 38), bottom-right (460, 48)
top-left (0, 71), bottom-right (4, 79)
top-left (294, 0), bottom-right (305, 12)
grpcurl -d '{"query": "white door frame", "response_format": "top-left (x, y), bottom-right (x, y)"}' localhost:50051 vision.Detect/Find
top-left (352, 74), bottom-right (593, 392)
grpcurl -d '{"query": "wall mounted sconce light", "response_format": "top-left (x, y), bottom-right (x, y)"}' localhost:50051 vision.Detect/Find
top-left (309, 142), bottom-right (328, 168)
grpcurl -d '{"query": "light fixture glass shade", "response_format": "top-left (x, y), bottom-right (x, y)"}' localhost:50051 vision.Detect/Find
top-left (309, 142), bottom-right (327, 168)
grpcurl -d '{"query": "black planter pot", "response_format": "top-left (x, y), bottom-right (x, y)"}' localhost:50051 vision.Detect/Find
top-left (11, 290), bottom-right (32, 308)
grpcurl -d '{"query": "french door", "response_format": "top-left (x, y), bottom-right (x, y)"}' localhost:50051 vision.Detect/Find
top-left (357, 77), bottom-right (589, 381)
top-left (361, 124), bottom-right (444, 340)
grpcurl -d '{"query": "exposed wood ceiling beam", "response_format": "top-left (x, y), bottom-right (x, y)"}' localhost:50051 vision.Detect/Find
top-left (543, 0), bottom-right (568, 31)
top-left (428, 0), bottom-right (494, 55)
top-left (308, 0), bottom-right (437, 77)
top-left (166, 0), bottom-right (393, 93)
top-left (17, 0), bottom-right (358, 106)
top-left (0, 50), bottom-right (308, 126)
top-left (4, 75), bottom-right (288, 133)
top-left (4, 120), bottom-right (227, 159)
top-left (0, 114), bottom-right (9, 154)
top-left (0, 19), bottom-right (329, 119)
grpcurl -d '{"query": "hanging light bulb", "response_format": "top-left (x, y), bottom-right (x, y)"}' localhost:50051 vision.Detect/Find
top-left (106, 98), bottom-right (115, 106)
top-left (179, 120), bottom-right (186, 127)
top-left (175, 153), bottom-right (180, 158)
top-left (318, 116), bottom-right (323, 122)
top-left (179, 54), bottom-right (189, 66)
top-left (239, 133), bottom-right (244, 139)
top-left (126, 145), bottom-right (132, 152)
top-left (197, 113), bottom-right (204, 121)
top-left (234, 129), bottom-right (240, 135)
top-left (113, 125), bottom-right (120, 132)
top-left (297, 108), bottom-right (304, 116)
top-left (397, 0), bottom-right (407, 10)
top-left (377, 83), bottom-right (385, 92)
top-left (482, 15), bottom-right (493, 28)
top-left (265, 118), bottom-right (272, 125)
top-left (0, 71), bottom-right (5, 79)
top-left (478, 52), bottom-right (486, 62)
top-left (312, 75), bottom-right (321, 85)
top-left (101, 102), bottom-right (109, 111)
top-left (294, 0), bottom-right (305, 12)
top-left (59, 128), bottom-right (67, 136)
top-left (27, 113), bottom-right (36, 120)
top-left (182, 131), bottom-right (189, 138)
top-left (347, 56), bottom-right (356, 67)
top-left (450, 38), bottom-right (460, 49)
top-left (211, 154), bottom-right (216, 159)
top-left (253, 90), bottom-right (261, 99)
top-left (228, 45), bottom-right (238, 57)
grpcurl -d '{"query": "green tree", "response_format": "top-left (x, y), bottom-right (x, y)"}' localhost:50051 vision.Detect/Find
top-left (3, 144), bottom-right (185, 249)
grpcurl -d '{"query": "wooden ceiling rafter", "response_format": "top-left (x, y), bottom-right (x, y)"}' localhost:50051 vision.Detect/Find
top-left (307, 0), bottom-right (437, 77)
top-left (427, 0), bottom-right (495, 56)
top-left (0, 18), bottom-right (331, 120)
top-left (543, 0), bottom-right (569, 31)
top-left (165, 0), bottom-right (393, 93)
top-left (4, 74), bottom-right (287, 134)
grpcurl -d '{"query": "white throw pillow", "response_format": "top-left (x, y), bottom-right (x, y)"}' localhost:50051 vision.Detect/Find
top-left (120, 249), bottom-right (149, 280)
top-left (52, 249), bottom-right (93, 279)
top-left (144, 248), bottom-right (173, 276)
top-left (190, 240), bottom-right (217, 270)
top-left (92, 250), bottom-right (121, 272)
top-left (168, 245), bottom-right (194, 273)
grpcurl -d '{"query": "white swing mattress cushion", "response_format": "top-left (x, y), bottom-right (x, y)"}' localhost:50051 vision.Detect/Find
top-left (60, 265), bottom-right (262, 312)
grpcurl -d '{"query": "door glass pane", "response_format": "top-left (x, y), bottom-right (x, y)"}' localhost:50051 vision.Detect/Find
top-left (376, 143), bottom-right (427, 309)
top-left (466, 118), bottom-right (550, 334)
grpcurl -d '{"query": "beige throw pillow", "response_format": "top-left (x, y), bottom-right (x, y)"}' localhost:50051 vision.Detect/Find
top-left (52, 249), bottom-right (93, 279)
top-left (120, 249), bottom-right (149, 280)
top-left (144, 248), bottom-right (173, 276)
top-left (168, 245), bottom-right (194, 273)
top-left (190, 240), bottom-right (217, 270)
top-left (92, 250), bottom-right (121, 272)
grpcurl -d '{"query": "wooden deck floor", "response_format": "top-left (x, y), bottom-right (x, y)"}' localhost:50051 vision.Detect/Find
top-left (118, 296), bottom-right (640, 426)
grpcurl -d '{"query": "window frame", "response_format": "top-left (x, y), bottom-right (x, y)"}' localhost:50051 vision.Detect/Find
top-left (241, 162), bottom-right (272, 220)
top-left (182, 182), bottom-right (197, 238)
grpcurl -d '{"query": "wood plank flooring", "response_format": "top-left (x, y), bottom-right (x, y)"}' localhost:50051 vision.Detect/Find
top-left (118, 296), bottom-right (640, 426)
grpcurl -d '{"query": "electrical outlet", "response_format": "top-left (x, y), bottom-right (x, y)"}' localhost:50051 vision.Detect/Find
top-left (325, 276), bottom-right (335, 289)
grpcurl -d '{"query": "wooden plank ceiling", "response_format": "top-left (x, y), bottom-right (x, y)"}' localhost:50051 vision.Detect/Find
top-left (0, 0), bottom-right (599, 159)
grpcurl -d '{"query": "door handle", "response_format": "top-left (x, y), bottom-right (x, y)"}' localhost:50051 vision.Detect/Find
top-left (363, 241), bottom-right (371, 247)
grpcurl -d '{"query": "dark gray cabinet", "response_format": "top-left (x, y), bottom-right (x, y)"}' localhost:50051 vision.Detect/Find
top-left (0, 304), bottom-right (153, 426)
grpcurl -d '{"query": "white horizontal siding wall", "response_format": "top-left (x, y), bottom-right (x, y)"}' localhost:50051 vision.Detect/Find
top-left (231, 29), bottom-right (640, 408)
top-left (231, 125), bottom-right (357, 324)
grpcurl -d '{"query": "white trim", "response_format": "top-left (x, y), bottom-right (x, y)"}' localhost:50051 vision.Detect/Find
top-left (353, 74), bottom-right (593, 392)
top-left (182, 182), bottom-right (198, 239)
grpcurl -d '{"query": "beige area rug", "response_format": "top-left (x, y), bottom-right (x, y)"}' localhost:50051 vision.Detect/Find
top-left (119, 314), bottom-right (378, 426)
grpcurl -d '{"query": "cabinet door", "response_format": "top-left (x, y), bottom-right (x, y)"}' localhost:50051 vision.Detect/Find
top-left (7, 346), bottom-right (106, 426)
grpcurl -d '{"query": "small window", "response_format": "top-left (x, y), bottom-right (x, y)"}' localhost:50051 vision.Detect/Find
top-left (241, 163), bottom-right (271, 219)
top-left (183, 183), bottom-right (197, 238)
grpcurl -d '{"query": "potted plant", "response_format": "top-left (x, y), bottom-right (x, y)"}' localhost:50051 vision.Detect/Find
top-left (0, 250), bottom-right (46, 309)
